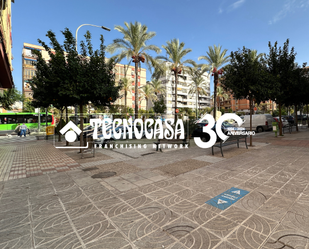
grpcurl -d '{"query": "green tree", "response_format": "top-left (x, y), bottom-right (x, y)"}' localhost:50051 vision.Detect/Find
top-left (107, 22), bottom-right (161, 119)
top-left (153, 96), bottom-right (166, 115)
top-left (216, 86), bottom-right (229, 112)
top-left (198, 44), bottom-right (230, 120)
top-left (264, 39), bottom-right (297, 135)
top-left (157, 39), bottom-right (195, 120)
top-left (187, 66), bottom-right (209, 119)
top-left (140, 83), bottom-right (157, 110)
top-left (223, 47), bottom-right (270, 146)
top-left (30, 28), bottom-right (120, 147)
top-left (149, 79), bottom-right (166, 97)
top-left (0, 88), bottom-right (23, 110)
top-left (119, 77), bottom-right (133, 115)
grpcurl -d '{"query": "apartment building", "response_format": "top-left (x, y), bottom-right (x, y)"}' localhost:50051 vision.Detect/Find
top-left (22, 43), bottom-right (147, 110)
top-left (0, 0), bottom-right (13, 90)
top-left (159, 64), bottom-right (211, 117)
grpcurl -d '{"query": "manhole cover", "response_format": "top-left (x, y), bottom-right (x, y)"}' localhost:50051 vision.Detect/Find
top-left (82, 167), bottom-right (99, 171)
top-left (91, 172), bottom-right (116, 179)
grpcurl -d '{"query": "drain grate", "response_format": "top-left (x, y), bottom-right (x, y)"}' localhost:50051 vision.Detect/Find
top-left (82, 167), bottom-right (99, 172)
top-left (91, 171), bottom-right (116, 179)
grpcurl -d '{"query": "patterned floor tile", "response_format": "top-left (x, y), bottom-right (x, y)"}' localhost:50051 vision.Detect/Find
top-left (169, 200), bottom-right (198, 216)
top-left (220, 206), bottom-right (252, 224)
top-left (262, 224), bottom-right (309, 249)
top-left (185, 206), bottom-right (217, 225)
top-left (34, 223), bottom-right (75, 248)
top-left (242, 214), bottom-right (278, 237)
top-left (133, 229), bottom-right (175, 249)
top-left (76, 220), bottom-right (116, 244)
top-left (203, 215), bottom-right (238, 238)
top-left (179, 227), bottom-right (221, 249)
top-left (35, 232), bottom-right (81, 249)
top-left (0, 234), bottom-right (33, 249)
top-left (255, 196), bottom-right (293, 221)
top-left (233, 191), bottom-right (267, 212)
top-left (162, 217), bottom-right (198, 240)
top-left (226, 226), bottom-right (266, 249)
top-left (148, 208), bottom-right (180, 227)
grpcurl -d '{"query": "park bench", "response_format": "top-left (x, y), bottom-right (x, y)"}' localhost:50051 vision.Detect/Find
top-left (212, 135), bottom-right (248, 157)
top-left (153, 138), bottom-right (189, 152)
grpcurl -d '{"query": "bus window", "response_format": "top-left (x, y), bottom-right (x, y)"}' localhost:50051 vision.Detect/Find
top-left (17, 116), bottom-right (24, 123)
top-left (47, 115), bottom-right (52, 122)
top-left (0, 116), bottom-right (4, 124)
top-left (24, 114), bottom-right (34, 123)
top-left (8, 116), bottom-right (17, 124)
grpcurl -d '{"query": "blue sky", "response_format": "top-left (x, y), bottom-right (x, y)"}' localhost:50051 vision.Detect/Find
top-left (12, 0), bottom-right (309, 95)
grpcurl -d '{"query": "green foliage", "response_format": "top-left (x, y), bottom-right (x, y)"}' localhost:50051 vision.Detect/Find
top-left (23, 97), bottom-right (35, 112)
top-left (152, 96), bottom-right (166, 114)
top-left (0, 88), bottom-right (23, 110)
top-left (107, 22), bottom-right (161, 118)
top-left (156, 39), bottom-right (195, 119)
top-left (55, 118), bottom-right (67, 135)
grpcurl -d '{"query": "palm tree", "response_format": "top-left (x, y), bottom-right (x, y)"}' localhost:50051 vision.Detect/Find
top-left (106, 22), bottom-right (161, 119)
top-left (150, 79), bottom-right (166, 97)
top-left (157, 39), bottom-right (195, 120)
top-left (140, 83), bottom-right (157, 111)
top-left (198, 44), bottom-right (230, 120)
top-left (187, 66), bottom-right (209, 119)
top-left (119, 77), bottom-right (133, 115)
top-left (216, 86), bottom-right (229, 113)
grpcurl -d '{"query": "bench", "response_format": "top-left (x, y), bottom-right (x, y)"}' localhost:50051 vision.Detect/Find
top-left (153, 138), bottom-right (189, 152)
top-left (212, 135), bottom-right (248, 157)
top-left (283, 124), bottom-right (297, 134)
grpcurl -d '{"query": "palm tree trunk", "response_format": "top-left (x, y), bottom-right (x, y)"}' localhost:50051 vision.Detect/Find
top-left (125, 90), bottom-right (127, 117)
top-left (174, 71), bottom-right (178, 121)
top-left (134, 62), bottom-right (138, 120)
top-left (195, 91), bottom-right (198, 120)
top-left (213, 72), bottom-right (218, 120)
top-left (198, 92), bottom-right (200, 118)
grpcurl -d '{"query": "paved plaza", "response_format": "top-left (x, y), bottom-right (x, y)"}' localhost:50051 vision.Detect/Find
top-left (0, 129), bottom-right (309, 248)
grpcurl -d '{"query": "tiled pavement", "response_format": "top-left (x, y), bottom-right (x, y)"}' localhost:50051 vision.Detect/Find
top-left (0, 139), bottom-right (79, 181)
top-left (0, 129), bottom-right (309, 248)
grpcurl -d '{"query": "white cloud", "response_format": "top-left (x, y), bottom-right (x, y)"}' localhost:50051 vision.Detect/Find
top-left (218, 8), bottom-right (223, 14)
top-left (269, 0), bottom-right (309, 25)
top-left (228, 0), bottom-right (246, 12)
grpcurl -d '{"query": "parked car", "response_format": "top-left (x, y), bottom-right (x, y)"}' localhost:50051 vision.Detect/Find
top-left (191, 121), bottom-right (236, 142)
top-left (239, 114), bottom-right (273, 133)
top-left (283, 115), bottom-right (294, 124)
top-left (297, 115), bottom-right (307, 121)
top-left (273, 117), bottom-right (289, 127)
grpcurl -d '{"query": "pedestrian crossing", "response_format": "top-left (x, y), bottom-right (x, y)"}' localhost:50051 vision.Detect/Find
top-left (0, 135), bottom-right (37, 144)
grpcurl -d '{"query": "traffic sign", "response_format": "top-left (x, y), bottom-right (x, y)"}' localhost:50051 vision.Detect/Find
top-left (176, 109), bottom-right (179, 113)
top-left (254, 107), bottom-right (257, 111)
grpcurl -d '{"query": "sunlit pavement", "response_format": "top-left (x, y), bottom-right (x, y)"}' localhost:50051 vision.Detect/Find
top-left (0, 128), bottom-right (309, 248)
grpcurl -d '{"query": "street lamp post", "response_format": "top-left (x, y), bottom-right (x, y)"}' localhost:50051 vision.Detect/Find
top-left (74, 24), bottom-right (111, 124)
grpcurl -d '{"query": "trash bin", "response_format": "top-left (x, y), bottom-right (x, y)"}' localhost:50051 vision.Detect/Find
top-left (272, 121), bottom-right (278, 137)
top-left (46, 126), bottom-right (55, 140)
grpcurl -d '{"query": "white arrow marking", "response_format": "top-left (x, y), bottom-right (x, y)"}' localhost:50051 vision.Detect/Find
top-left (217, 199), bottom-right (228, 204)
top-left (231, 190), bottom-right (241, 195)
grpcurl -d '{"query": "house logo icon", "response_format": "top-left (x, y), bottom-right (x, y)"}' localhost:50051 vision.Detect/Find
top-left (55, 121), bottom-right (88, 149)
